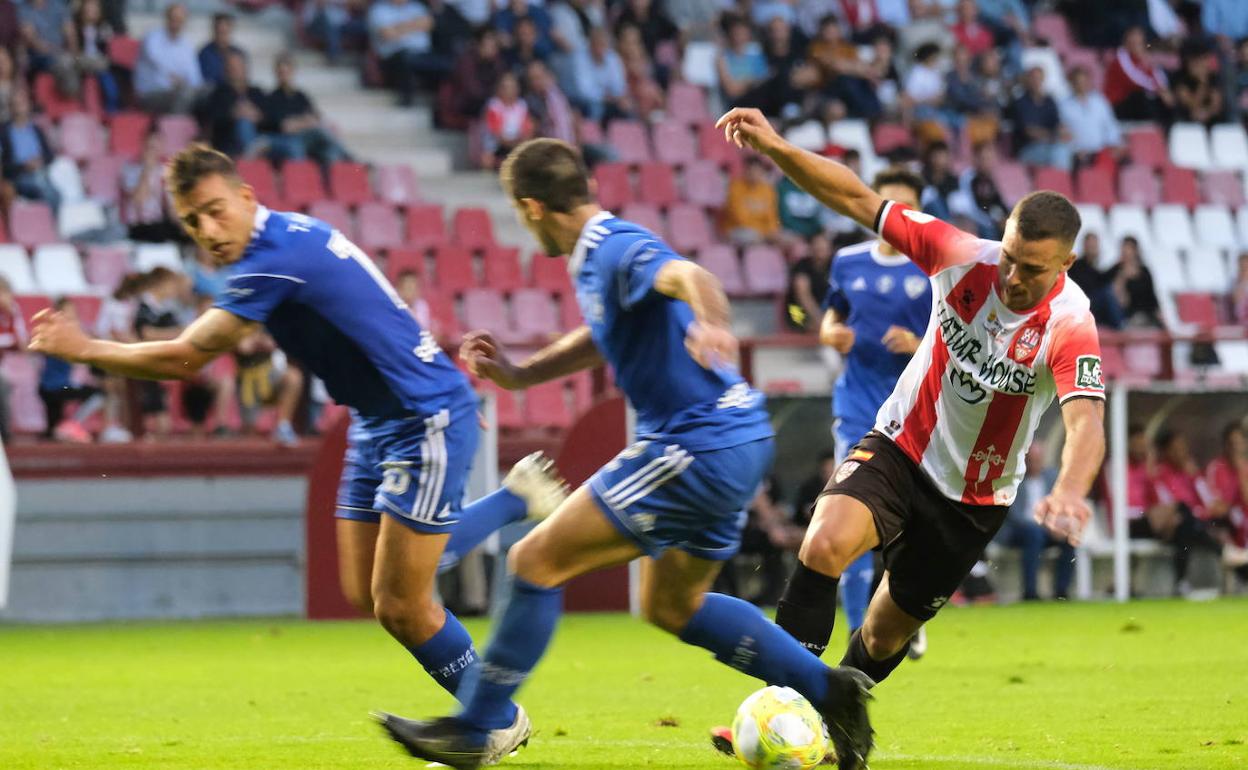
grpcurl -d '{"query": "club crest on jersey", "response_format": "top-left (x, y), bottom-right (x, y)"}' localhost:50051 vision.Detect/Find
top-left (1075, 355), bottom-right (1104, 390)
top-left (1013, 327), bottom-right (1041, 359)
top-left (904, 275), bottom-right (926, 299)
top-left (876, 275), bottom-right (894, 294)
top-left (834, 461), bottom-right (860, 483)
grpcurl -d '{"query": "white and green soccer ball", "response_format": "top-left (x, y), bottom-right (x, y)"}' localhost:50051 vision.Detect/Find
top-left (731, 685), bottom-right (828, 770)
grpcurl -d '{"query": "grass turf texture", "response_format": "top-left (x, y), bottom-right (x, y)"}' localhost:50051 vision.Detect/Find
top-left (1, 599), bottom-right (1245, 770)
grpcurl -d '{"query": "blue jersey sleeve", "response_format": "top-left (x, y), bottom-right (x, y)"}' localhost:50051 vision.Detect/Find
top-left (610, 234), bottom-right (678, 310)
top-left (214, 271), bottom-right (302, 322)
top-left (823, 258), bottom-right (849, 316)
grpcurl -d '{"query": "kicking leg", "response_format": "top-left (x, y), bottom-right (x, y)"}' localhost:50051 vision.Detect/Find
top-left (841, 572), bottom-right (924, 685)
top-left (336, 518), bottom-right (379, 614)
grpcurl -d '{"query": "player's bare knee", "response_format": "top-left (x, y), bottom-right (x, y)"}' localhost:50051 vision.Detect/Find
top-left (640, 590), bottom-right (700, 634)
top-left (373, 589), bottom-right (444, 643)
top-left (508, 534), bottom-right (562, 588)
top-left (798, 527), bottom-right (855, 576)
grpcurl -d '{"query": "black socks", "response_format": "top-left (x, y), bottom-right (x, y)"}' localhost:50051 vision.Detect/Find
top-left (774, 562), bottom-right (841, 657)
top-left (840, 628), bottom-right (908, 686)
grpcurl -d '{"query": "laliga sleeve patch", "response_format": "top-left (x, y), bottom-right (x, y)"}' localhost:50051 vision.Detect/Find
top-left (1075, 355), bottom-right (1104, 390)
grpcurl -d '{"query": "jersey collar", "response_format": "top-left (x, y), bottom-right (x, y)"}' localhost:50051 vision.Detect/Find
top-left (252, 205), bottom-right (271, 238)
top-left (870, 240), bottom-right (910, 267)
top-left (567, 210), bottom-right (615, 278)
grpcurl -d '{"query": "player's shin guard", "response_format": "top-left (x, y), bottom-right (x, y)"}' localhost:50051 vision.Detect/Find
top-left (408, 608), bottom-right (477, 698)
top-left (456, 577), bottom-right (558, 735)
top-left (439, 489), bottom-right (529, 573)
top-left (840, 628), bottom-right (907, 686)
top-left (680, 592), bottom-right (830, 705)
top-left (774, 563), bottom-right (841, 657)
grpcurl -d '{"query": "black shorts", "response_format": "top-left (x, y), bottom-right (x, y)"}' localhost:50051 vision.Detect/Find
top-left (820, 431), bottom-right (1008, 621)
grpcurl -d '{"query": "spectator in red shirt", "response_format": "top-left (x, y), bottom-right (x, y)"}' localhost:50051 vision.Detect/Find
top-left (951, 0), bottom-right (993, 57)
top-left (1206, 422), bottom-right (1248, 548)
top-left (479, 71), bottom-right (533, 168)
top-left (1103, 26), bottom-right (1174, 122)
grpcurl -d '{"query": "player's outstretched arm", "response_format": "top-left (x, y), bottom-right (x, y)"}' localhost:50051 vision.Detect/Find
top-left (653, 259), bottom-right (738, 369)
top-left (462, 326), bottom-right (604, 390)
top-left (29, 307), bottom-right (255, 380)
top-left (715, 108), bottom-right (884, 231)
top-left (1034, 397), bottom-right (1106, 545)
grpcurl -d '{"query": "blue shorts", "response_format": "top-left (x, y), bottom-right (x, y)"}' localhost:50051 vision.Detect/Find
top-left (588, 437), bottom-right (775, 561)
top-left (335, 403), bottom-right (479, 533)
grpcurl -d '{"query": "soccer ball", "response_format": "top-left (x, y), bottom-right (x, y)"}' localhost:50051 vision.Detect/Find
top-left (730, 686), bottom-right (828, 769)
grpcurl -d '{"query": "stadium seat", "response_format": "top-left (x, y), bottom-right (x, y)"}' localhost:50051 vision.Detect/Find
top-left (683, 159), bottom-right (727, 209)
top-left (406, 204), bottom-right (447, 251)
top-left (1032, 13), bottom-right (1073, 52)
top-left (1236, 205), bottom-right (1248, 246)
top-left (510, 287), bottom-right (559, 342)
top-left (375, 163), bottom-right (421, 206)
top-left (1107, 204), bottom-right (1151, 246)
top-left (384, 248), bottom-right (425, 283)
top-left (530, 251), bottom-right (573, 295)
top-left (1116, 165), bottom-right (1160, 207)
top-left (281, 160), bottom-right (327, 209)
top-left (1174, 292), bottom-right (1219, 327)
top-left (1201, 170), bottom-right (1245, 208)
top-left (871, 123), bottom-right (911, 156)
top-left (593, 163), bottom-right (633, 211)
top-left (108, 111), bottom-right (151, 161)
top-left (652, 121), bottom-right (697, 167)
top-left (666, 202), bottom-right (713, 254)
top-left (236, 158), bottom-right (280, 204)
top-left (84, 244), bottom-right (131, 291)
top-left (1075, 166), bottom-right (1116, 208)
top-left (69, 294), bottom-right (102, 332)
top-left (10, 201), bottom-right (57, 249)
top-left (829, 119), bottom-right (873, 159)
top-left (558, 290), bottom-right (580, 329)
top-left (461, 287), bottom-right (508, 337)
top-left (1168, 122), bottom-right (1212, 170)
top-left (680, 41), bottom-right (719, 88)
top-left (1151, 204), bottom-right (1196, 252)
top-left (1123, 342), bottom-right (1164, 379)
top-left (1, 352), bottom-right (46, 433)
top-left (57, 200), bottom-right (107, 240)
top-left (133, 242), bottom-right (182, 272)
top-left (308, 200), bottom-right (355, 239)
top-left (452, 207), bottom-right (495, 252)
top-left (58, 112), bottom-right (105, 161)
top-left (482, 382), bottom-right (524, 430)
top-left (1021, 47), bottom-right (1070, 99)
top-left (993, 161), bottom-right (1032, 206)
top-left (1127, 127), bottom-right (1168, 169)
top-left (157, 115), bottom-right (198, 155)
top-left (425, 292), bottom-right (460, 338)
top-left (698, 244), bottom-right (745, 295)
top-left (637, 162), bottom-right (679, 208)
top-left (1213, 341), bottom-right (1248, 374)
top-left (83, 156), bottom-right (124, 204)
top-left (523, 380), bottom-right (572, 429)
top-left (1074, 203), bottom-right (1109, 254)
top-left (34, 72), bottom-right (95, 120)
top-left (0, 246), bottom-right (35, 293)
top-left (567, 369), bottom-right (593, 413)
top-left (619, 203), bottom-right (666, 239)
top-left (1062, 47), bottom-right (1104, 89)
top-left (1032, 167), bottom-right (1073, 199)
top-left (33, 244), bottom-right (88, 295)
top-left (1160, 166), bottom-right (1200, 207)
top-left (354, 202), bottom-right (403, 252)
top-left (742, 244), bottom-right (786, 295)
top-left (665, 81), bottom-right (710, 127)
top-left (607, 120), bottom-right (652, 165)
top-left (1209, 123), bottom-right (1248, 170)
top-left (1193, 204), bottom-right (1238, 251)
top-left (433, 244), bottom-right (477, 293)
top-left (48, 156), bottom-right (86, 203)
top-left (329, 161), bottom-right (373, 206)
top-left (697, 123), bottom-right (743, 175)
top-left (576, 116), bottom-right (605, 146)
top-left (1143, 246), bottom-right (1186, 293)
top-left (482, 246), bottom-right (524, 291)
top-left (107, 35), bottom-right (140, 69)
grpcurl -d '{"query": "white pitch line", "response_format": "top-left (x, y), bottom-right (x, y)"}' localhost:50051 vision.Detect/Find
top-left (882, 752), bottom-right (1156, 770)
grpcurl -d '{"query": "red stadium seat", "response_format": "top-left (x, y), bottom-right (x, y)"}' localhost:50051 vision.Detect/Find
top-left (697, 123), bottom-right (744, 176)
top-left (683, 159), bottom-right (727, 209)
top-left (698, 244), bottom-right (745, 296)
top-left (236, 158), bottom-right (279, 204)
top-left (10, 201), bottom-right (57, 249)
top-left (1, 353), bottom-right (45, 433)
top-left (1127, 127), bottom-right (1167, 169)
top-left (607, 120), bottom-right (652, 165)
top-left (1032, 13), bottom-right (1073, 52)
top-left (14, 294), bottom-right (51, 328)
top-left (70, 294), bottom-right (102, 331)
top-left (462, 287), bottom-right (507, 336)
top-left (992, 161), bottom-right (1031, 206)
top-left (452, 207), bottom-right (495, 252)
top-left (1123, 342), bottom-right (1163, 378)
top-left (376, 163), bottom-right (421, 206)
top-left (1117, 165), bottom-right (1160, 207)
top-left (1032, 167), bottom-right (1074, 199)
top-left (742, 244), bottom-right (787, 295)
top-left (84, 244), bottom-right (130, 291)
top-left (34, 72), bottom-right (97, 120)
top-left (355, 202), bottom-right (403, 253)
top-left (107, 35), bottom-right (140, 69)
top-left (576, 116), bottom-right (604, 145)
top-left (1075, 166), bottom-right (1116, 208)
top-left (83, 156), bottom-right (124, 205)
top-left (308, 200), bottom-right (355, 239)
top-left (483, 382), bottom-right (524, 430)
top-left (637, 162), bottom-right (679, 208)
top-left (619, 203), bottom-right (666, 239)
top-left (1175, 292), bottom-right (1219, 327)
top-left (568, 369), bottom-right (593, 413)
top-left (157, 114), bottom-right (198, 155)
top-left (524, 380), bottom-right (572, 429)
top-left (406, 204), bottom-right (447, 251)
top-left (434, 244), bottom-right (477, 293)
top-left (109, 111), bottom-right (151, 161)
top-left (593, 162), bottom-right (633, 211)
top-left (385, 247), bottom-right (426, 283)
top-left (665, 82), bottom-right (711, 127)
top-left (330, 161), bottom-right (373, 206)
top-left (1161, 166), bottom-right (1200, 206)
top-left (511, 287), bottom-right (559, 342)
top-left (426, 292), bottom-right (461, 339)
top-left (530, 251), bottom-right (573, 295)
top-left (58, 112), bottom-right (105, 161)
top-left (281, 160), bottom-right (327, 209)
top-left (666, 202), bottom-right (713, 254)
top-left (1201, 170), bottom-right (1245, 208)
top-left (872, 123), bottom-right (911, 155)
top-left (482, 246), bottom-right (524, 291)
top-left (652, 120), bottom-right (697, 167)
top-left (558, 290), bottom-right (580, 329)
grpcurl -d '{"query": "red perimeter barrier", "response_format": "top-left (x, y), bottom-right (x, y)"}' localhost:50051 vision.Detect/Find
top-left (305, 410), bottom-right (356, 619)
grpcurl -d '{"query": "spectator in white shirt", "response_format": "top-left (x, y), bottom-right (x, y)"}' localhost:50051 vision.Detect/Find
top-left (134, 3), bottom-right (203, 114)
top-left (902, 42), bottom-right (944, 123)
top-left (1059, 65), bottom-right (1123, 168)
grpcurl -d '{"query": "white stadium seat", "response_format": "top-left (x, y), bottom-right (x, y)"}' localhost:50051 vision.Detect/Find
top-left (1143, 246), bottom-right (1187, 293)
top-left (47, 155), bottom-right (85, 203)
top-left (1193, 204), bottom-right (1238, 250)
top-left (133, 243), bottom-right (183, 273)
top-left (1168, 122), bottom-right (1212, 171)
top-left (681, 41), bottom-right (719, 88)
top-left (1236, 206), bottom-right (1248, 246)
top-left (57, 200), bottom-right (108, 240)
top-left (1020, 47), bottom-right (1070, 99)
top-left (0, 245), bottom-right (35, 293)
top-left (1150, 204), bottom-right (1195, 252)
top-left (784, 120), bottom-right (829, 152)
top-left (33, 244), bottom-right (88, 295)
top-left (1074, 203), bottom-right (1109, 258)
top-left (1214, 341), bottom-right (1248, 373)
top-left (1108, 203), bottom-right (1151, 247)
top-left (1209, 123), bottom-right (1248, 170)
top-left (828, 119), bottom-right (873, 159)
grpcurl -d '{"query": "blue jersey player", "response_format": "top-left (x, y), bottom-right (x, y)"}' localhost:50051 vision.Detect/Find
top-left (28, 146), bottom-right (565, 755)
top-left (374, 139), bottom-right (874, 770)
top-left (813, 169), bottom-right (931, 642)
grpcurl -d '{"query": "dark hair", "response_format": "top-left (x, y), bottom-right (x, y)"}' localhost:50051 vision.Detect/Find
top-left (53, 296), bottom-right (73, 311)
top-left (212, 12), bottom-right (233, 25)
top-left (914, 42), bottom-right (941, 63)
top-left (1011, 190), bottom-right (1081, 247)
top-left (924, 140), bottom-right (950, 157)
top-left (112, 271), bottom-right (147, 300)
top-left (872, 166), bottom-right (925, 199)
top-left (1128, 422), bottom-right (1146, 438)
top-left (165, 143), bottom-right (241, 198)
top-left (146, 266), bottom-right (179, 285)
top-left (1153, 428), bottom-right (1179, 452)
top-left (843, 148), bottom-right (861, 163)
top-left (500, 138), bottom-right (591, 213)
top-left (1223, 422), bottom-right (1245, 444)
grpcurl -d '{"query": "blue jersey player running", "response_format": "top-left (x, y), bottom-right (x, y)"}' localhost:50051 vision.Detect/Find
top-left (815, 169), bottom-right (931, 645)
top-left (375, 139), bottom-right (875, 770)
top-left (28, 146), bottom-right (565, 756)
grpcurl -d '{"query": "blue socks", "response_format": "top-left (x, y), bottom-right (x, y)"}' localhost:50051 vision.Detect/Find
top-left (407, 608), bottom-right (477, 699)
top-left (456, 576), bottom-right (561, 734)
top-left (440, 488), bottom-right (528, 573)
top-left (679, 592), bottom-right (830, 706)
top-left (841, 552), bottom-right (875, 632)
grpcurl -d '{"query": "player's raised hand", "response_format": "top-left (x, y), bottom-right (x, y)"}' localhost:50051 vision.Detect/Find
top-left (1033, 491), bottom-right (1091, 546)
top-left (28, 308), bottom-right (89, 361)
top-left (685, 321), bottom-right (739, 370)
top-left (714, 108), bottom-right (783, 155)
top-left (882, 325), bottom-right (920, 355)
top-left (460, 330), bottom-right (524, 389)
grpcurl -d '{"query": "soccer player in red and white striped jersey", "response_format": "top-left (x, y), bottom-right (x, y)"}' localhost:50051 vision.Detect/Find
top-left (716, 108), bottom-right (1106, 693)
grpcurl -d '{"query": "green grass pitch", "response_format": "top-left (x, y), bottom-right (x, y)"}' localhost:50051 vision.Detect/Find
top-left (2, 598), bottom-right (1245, 770)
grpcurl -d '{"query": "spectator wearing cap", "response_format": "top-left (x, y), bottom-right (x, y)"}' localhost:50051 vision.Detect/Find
top-left (1059, 66), bottom-right (1123, 169)
top-left (134, 3), bottom-right (203, 114)
top-left (722, 155), bottom-right (779, 245)
top-left (368, 0), bottom-right (449, 106)
top-left (1011, 66), bottom-right (1071, 170)
top-left (262, 54), bottom-right (350, 168)
top-left (1104, 26), bottom-right (1173, 122)
top-left (199, 13), bottom-right (245, 87)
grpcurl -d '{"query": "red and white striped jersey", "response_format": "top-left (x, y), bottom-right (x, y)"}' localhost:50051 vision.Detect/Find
top-left (871, 202), bottom-right (1105, 506)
